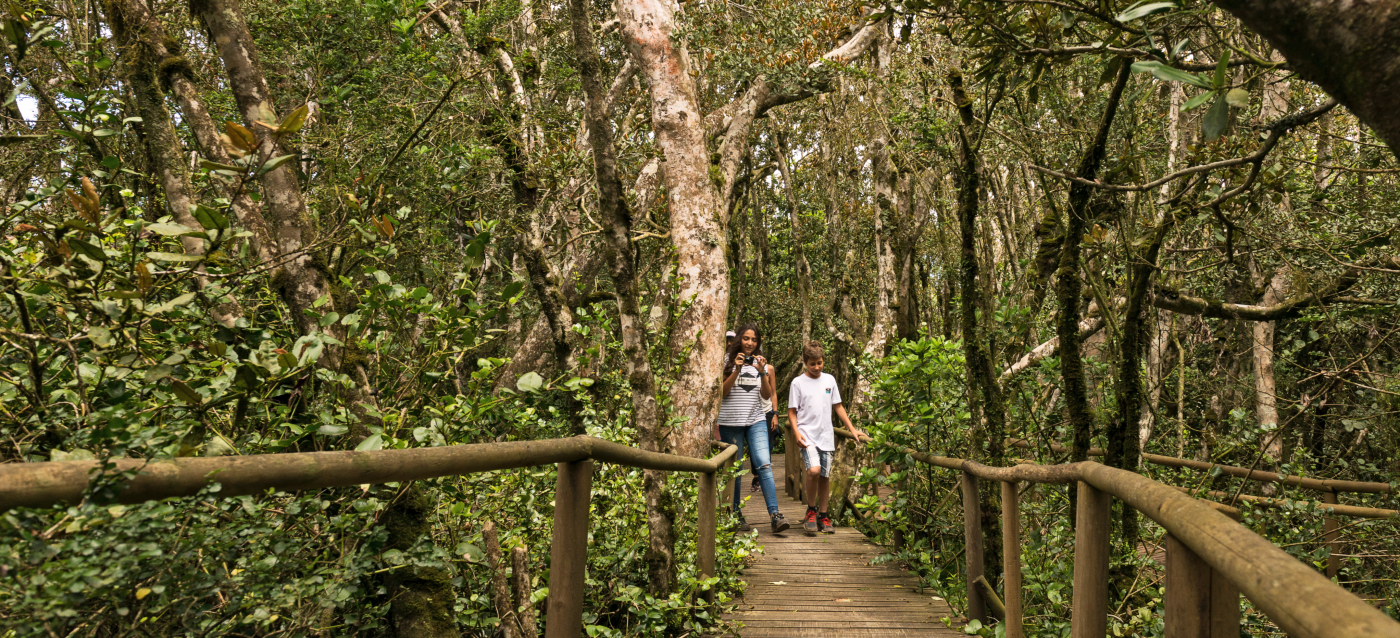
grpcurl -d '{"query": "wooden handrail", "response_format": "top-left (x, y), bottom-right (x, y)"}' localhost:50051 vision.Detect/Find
top-left (886, 441), bottom-right (1400, 638)
top-left (0, 435), bottom-right (739, 638)
top-left (1007, 437), bottom-right (1393, 494)
top-left (0, 435), bottom-right (737, 510)
top-left (834, 426), bottom-right (872, 442)
top-left (1169, 485), bottom-right (1399, 519)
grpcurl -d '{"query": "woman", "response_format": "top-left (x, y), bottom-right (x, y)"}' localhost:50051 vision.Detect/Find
top-left (715, 323), bottom-right (791, 533)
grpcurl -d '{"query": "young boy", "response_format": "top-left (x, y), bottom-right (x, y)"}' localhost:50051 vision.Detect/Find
top-left (788, 340), bottom-right (866, 534)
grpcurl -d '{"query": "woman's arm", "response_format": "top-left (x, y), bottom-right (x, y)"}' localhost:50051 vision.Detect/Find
top-left (720, 354), bottom-right (743, 399)
top-left (759, 359), bottom-right (773, 400)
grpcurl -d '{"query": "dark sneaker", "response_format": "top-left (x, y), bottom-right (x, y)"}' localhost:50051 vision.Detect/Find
top-left (819, 514), bottom-right (835, 534)
top-left (771, 513), bottom-right (791, 533)
top-left (803, 508), bottom-right (818, 533)
top-left (736, 514), bottom-right (748, 530)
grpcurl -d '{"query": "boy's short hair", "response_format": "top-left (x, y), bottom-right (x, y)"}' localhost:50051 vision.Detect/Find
top-left (802, 340), bottom-right (824, 363)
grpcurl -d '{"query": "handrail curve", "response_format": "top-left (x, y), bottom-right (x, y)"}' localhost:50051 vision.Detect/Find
top-left (885, 441), bottom-right (1400, 638)
top-left (1008, 437), bottom-right (1393, 494)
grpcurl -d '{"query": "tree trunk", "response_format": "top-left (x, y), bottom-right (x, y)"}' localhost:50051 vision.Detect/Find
top-left (1209, 0), bottom-right (1400, 157)
top-left (102, 0), bottom-right (241, 328)
top-left (188, 2), bottom-right (448, 633)
top-left (618, 0), bottom-right (730, 458)
top-left (570, 0), bottom-right (676, 595)
top-left (113, 0), bottom-right (274, 264)
top-left (382, 485), bottom-right (459, 638)
top-left (1107, 199), bottom-right (1172, 552)
top-left (1058, 62), bottom-right (1132, 518)
top-left (1254, 270), bottom-right (1288, 463)
top-left (948, 69), bottom-right (1007, 584)
top-left (774, 131), bottom-right (811, 345)
top-left (1138, 310), bottom-right (1171, 450)
top-left (190, 0), bottom-right (337, 346)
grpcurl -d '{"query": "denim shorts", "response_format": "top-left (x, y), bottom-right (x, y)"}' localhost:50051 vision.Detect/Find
top-left (800, 447), bottom-right (834, 477)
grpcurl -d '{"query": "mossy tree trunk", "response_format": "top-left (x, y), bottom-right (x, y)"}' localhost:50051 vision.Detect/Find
top-left (948, 69), bottom-right (1006, 586)
top-left (1057, 62), bottom-right (1132, 521)
top-left (568, 0), bottom-right (676, 596)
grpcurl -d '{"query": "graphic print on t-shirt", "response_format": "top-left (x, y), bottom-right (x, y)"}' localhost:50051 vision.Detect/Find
top-left (734, 369), bottom-right (760, 392)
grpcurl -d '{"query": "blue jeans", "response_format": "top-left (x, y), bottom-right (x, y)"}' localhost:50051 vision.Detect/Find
top-left (719, 420), bottom-right (780, 516)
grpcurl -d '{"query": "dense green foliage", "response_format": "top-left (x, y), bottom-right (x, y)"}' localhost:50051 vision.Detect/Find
top-left (2, 0), bottom-right (1399, 635)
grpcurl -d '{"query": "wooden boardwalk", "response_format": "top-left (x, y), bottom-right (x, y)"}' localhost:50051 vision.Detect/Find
top-left (722, 464), bottom-right (963, 637)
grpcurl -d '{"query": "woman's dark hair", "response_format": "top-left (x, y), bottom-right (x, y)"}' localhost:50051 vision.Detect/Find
top-left (723, 323), bottom-right (764, 377)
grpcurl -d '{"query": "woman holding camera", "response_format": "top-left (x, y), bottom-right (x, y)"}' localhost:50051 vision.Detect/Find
top-left (716, 323), bottom-right (790, 533)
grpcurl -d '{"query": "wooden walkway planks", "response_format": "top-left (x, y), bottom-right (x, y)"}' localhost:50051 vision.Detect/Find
top-left (722, 463), bottom-right (964, 637)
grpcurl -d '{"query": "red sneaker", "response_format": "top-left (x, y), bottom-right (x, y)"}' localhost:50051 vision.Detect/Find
top-left (819, 514), bottom-right (835, 534)
top-left (803, 508), bottom-right (818, 532)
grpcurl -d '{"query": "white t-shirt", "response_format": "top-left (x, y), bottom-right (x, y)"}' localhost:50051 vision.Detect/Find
top-left (789, 372), bottom-right (841, 451)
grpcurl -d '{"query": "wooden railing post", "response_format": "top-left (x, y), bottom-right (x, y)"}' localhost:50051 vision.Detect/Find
top-left (1165, 534), bottom-right (1240, 638)
top-left (1071, 481), bottom-right (1109, 638)
top-left (961, 470), bottom-right (986, 623)
top-left (1323, 491), bottom-right (1341, 578)
top-left (1002, 480), bottom-right (1023, 638)
top-left (699, 469), bottom-right (717, 602)
top-left (546, 459), bottom-right (593, 638)
top-left (785, 441), bottom-right (798, 498)
top-left (892, 464), bottom-right (907, 552)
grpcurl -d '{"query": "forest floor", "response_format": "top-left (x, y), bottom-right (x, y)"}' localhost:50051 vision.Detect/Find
top-left (721, 464), bottom-right (964, 637)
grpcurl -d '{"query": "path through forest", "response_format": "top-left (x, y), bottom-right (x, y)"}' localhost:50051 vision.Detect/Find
top-left (723, 464), bottom-right (964, 637)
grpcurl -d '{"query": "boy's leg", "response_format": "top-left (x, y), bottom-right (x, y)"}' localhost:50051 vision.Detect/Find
top-left (800, 446), bottom-right (823, 532)
top-left (816, 451), bottom-right (835, 532)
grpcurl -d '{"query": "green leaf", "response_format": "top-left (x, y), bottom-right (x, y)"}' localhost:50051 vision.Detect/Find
top-left (1213, 50), bottom-right (1232, 89)
top-left (91, 128), bottom-right (118, 138)
top-left (1182, 89), bottom-right (1218, 112)
top-left (205, 436), bottom-right (235, 457)
top-left (1202, 94), bottom-right (1231, 142)
top-left (192, 205), bottom-right (229, 231)
top-left (1130, 61), bottom-right (1211, 89)
top-left (67, 237), bottom-right (107, 262)
top-left (501, 281), bottom-right (525, 300)
top-left (1096, 57), bottom-right (1124, 88)
top-left (455, 542), bottom-right (484, 562)
top-left (516, 371), bottom-right (544, 393)
top-left (149, 292), bottom-right (197, 314)
top-left (279, 104), bottom-right (310, 134)
top-left (277, 352), bottom-right (299, 369)
top-left (1225, 88), bottom-right (1250, 108)
top-left (258, 154), bottom-right (297, 175)
top-left (199, 159), bottom-right (241, 172)
top-left (355, 434), bottom-right (384, 451)
top-left (170, 379), bottom-right (203, 405)
top-left (147, 251), bottom-right (205, 262)
top-left (319, 312), bottom-right (340, 327)
top-left (319, 424), bottom-right (348, 436)
top-left (1115, 1), bottom-right (1175, 22)
top-left (146, 222), bottom-right (203, 237)
top-left (88, 326), bottom-right (114, 348)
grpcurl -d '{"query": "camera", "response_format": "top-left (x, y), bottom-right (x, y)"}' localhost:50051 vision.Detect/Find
top-left (744, 354), bottom-right (756, 366)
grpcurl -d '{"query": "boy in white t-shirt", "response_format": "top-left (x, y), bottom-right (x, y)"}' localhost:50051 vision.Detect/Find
top-left (787, 340), bottom-right (866, 534)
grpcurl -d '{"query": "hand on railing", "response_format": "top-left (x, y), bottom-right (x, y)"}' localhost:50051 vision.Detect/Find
top-left (834, 426), bottom-right (872, 445)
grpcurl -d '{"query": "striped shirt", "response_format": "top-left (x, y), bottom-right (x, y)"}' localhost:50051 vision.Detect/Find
top-left (717, 364), bottom-right (767, 427)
